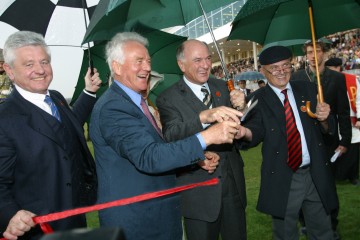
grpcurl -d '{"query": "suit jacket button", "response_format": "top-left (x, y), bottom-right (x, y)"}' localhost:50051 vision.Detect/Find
top-left (66, 183), bottom-right (71, 187)
top-left (276, 151), bottom-right (279, 154)
top-left (318, 143), bottom-right (322, 146)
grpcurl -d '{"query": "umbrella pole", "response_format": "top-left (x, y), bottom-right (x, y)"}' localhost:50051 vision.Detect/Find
top-left (305, 0), bottom-right (323, 118)
top-left (81, 0), bottom-right (94, 76)
top-left (197, 0), bottom-right (230, 81)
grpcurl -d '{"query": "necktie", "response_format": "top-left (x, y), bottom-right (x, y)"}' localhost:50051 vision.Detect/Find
top-left (281, 89), bottom-right (302, 171)
top-left (140, 98), bottom-right (162, 137)
top-left (44, 95), bottom-right (61, 122)
top-left (201, 85), bottom-right (212, 108)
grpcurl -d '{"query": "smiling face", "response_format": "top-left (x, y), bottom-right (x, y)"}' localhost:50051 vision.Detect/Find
top-left (261, 59), bottom-right (292, 90)
top-left (177, 40), bottom-right (212, 85)
top-left (3, 45), bottom-right (52, 94)
top-left (112, 41), bottom-right (151, 93)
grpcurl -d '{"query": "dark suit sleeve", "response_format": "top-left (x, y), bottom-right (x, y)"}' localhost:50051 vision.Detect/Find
top-left (0, 125), bottom-right (21, 232)
top-left (335, 74), bottom-right (352, 147)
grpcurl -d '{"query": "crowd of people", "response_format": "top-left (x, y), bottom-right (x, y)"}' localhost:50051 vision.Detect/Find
top-left (0, 28), bottom-right (358, 240)
top-left (212, 29), bottom-right (360, 79)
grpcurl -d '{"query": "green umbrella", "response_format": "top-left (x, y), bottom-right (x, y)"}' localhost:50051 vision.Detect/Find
top-left (83, 0), bottom-right (238, 43)
top-left (228, 0), bottom-right (360, 115)
top-left (228, 0), bottom-right (360, 46)
top-left (71, 22), bottom-right (187, 104)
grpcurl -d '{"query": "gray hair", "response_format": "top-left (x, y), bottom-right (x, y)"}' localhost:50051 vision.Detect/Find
top-left (176, 40), bottom-right (210, 62)
top-left (3, 31), bottom-right (51, 67)
top-left (105, 32), bottom-right (148, 76)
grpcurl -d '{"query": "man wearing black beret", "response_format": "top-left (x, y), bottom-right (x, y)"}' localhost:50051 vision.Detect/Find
top-left (230, 46), bottom-right (338, 239)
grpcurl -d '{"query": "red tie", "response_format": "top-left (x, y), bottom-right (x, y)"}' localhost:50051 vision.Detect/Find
top-left (140, 98), bottom-right (163, 137)
top-left (281, 89), bottom-right (302, 171)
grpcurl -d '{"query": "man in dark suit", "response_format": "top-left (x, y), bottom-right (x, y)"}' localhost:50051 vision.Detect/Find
top-left (231, 46), bottom-right (338, 240)
top-left (89, 32), bottom-right (242, 240)
top-left (156, 39), bottom-right (247, 240)
top-left (0, 31), bottom-right (100, 240)
top-left (237, 79), bottom-right (251, 96)
top-left (291, 39), bottom-right (351, 158)
top-left (290, 40), bottom-right (351, 239)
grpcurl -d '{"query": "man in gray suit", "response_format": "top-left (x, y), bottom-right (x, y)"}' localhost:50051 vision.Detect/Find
top-left (157, 39), bottom-right (247, 240)
top-left (232, 46), bottom-right (338, 240)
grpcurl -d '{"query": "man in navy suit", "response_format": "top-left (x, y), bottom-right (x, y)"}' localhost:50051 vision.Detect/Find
top-left (232, 46), bottom-right (338, 239)
top-left (89, 32), bottom-right (242, 240)
top-left (0, 31), bottom-right (101, 239)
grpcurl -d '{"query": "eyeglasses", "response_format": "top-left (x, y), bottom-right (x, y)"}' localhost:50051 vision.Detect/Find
top-left (263, 62), bottom-right (292, 76)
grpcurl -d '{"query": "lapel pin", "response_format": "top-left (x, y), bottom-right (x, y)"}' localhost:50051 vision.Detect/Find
top-left (300, 105), bottom-right (307, 112)
top-left (215, 91), bottom-right (221, 97)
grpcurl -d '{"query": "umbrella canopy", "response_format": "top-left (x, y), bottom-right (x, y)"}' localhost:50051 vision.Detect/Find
top-left (83, 0), bottom-right (238, 43)
top-left (227, 0), bottom-right (360, 46)
top-left (234, 71), bottom-right (265, 81)
top-left (0, 0), bottom-right (100, 98)
top-left (71, 23), bottom-right (187, 104)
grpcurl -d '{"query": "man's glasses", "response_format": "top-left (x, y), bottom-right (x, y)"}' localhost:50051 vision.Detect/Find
top-left (263, 62), bottom-right (292, 76)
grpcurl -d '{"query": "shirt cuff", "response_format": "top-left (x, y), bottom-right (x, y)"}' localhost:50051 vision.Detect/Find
top-left (83, 89), bottom-right (96, 98)
top-left (196, 133), bottom-right (206, 150)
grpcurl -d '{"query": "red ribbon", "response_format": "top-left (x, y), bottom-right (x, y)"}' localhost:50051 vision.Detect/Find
top-left (0, 178), bottom-right (218, 240)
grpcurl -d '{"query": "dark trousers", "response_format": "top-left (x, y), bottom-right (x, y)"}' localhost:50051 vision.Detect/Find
top-left (184, 194), bottom-right (246, 240)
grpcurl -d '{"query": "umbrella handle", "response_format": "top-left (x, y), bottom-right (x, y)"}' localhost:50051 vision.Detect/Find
top-left (227, 79), bottom-right (245, 111)
top-left (226, 79), bottom-right (235, 92)
top-left (305, 101), bottom-right (317, 118)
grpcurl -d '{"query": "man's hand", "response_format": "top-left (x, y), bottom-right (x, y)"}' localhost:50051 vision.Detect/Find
top-left (3, 210), bottom-right (36, 240)
top-left (234, 125), bottom-right (252, 141)
top-left (230, 89), bottom-right (246, 111)
top-left (199, 106), bottom-right (242, 124)
top-left (355, 121), bottom-right (360, 129)
top-left (335, 145), bottom-right (347, 156)
top-left (198, 151), bottom-right (220, 173)
top-left (200, 121), bottom-right (240, 145)
top-left (315, 102), bottom-right (330, 122)
top-left (84, 67), bottom-right (102, 93)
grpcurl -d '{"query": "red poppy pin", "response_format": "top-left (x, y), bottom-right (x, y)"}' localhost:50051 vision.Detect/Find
top-left (215, 91), bottom-right (221, 97)
top-left (300, 105), bottom-right (307, 112)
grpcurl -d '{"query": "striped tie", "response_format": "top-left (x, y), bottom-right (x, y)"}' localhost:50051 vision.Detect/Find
top-left (44, 95), bottom-right (61, 122)
top-left (201, 85), bottom-right (212, 108)
top-left (281, 89), bottom-right (302, 171)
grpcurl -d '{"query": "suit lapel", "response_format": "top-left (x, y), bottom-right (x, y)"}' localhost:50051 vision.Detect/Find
top-left (11, 89), bottom-right (63, 146)
top-left (208, 79), bottom-right (226, 108)
top-left (263, 85), bottom-right (287, 136)
top-left (291, 83), bottom-right (312, 147)
top-left (177, 79), bottom-right (208, 113)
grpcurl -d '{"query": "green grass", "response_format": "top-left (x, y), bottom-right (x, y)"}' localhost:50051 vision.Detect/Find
top-left (85, 142), bottom-right (360, 239)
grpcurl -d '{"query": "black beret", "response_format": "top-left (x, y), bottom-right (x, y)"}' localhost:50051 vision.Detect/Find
top-left (325, 57), bottom-right (342, 67)
top-left (259, 46), bottom-right (292, 65)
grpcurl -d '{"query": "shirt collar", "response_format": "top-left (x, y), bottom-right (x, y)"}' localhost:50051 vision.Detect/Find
top-left (15, 84), bottom-right (49, 101)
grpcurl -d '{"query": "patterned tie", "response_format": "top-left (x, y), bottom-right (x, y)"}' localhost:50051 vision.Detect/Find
top-left (201, 85), bottom-right (212, 108)
top-left (140, 98), bottom-right (162, 137)
top-left (281, 89), bottom-right (302, 171)
top-left (44, 95), bottom-right (61, 122)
